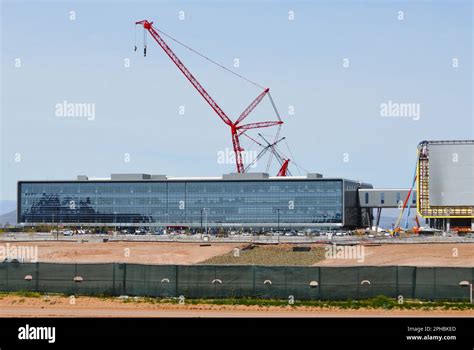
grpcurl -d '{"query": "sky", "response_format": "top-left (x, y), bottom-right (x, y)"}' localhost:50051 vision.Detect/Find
top-left (0, 0), bottom-right (472, 200)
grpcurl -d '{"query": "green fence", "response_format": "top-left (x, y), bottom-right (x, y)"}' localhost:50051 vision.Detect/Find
top-left (0, 263), bottom-right (472, 301)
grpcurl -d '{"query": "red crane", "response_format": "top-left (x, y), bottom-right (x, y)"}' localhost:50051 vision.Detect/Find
top-left (277, 159), bottom-right (290, 176)
top-left (135, 20), bottom-right (282, 173)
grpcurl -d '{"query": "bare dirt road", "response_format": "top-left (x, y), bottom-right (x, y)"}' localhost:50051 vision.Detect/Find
top-left (0, 241), bottom-right (245, 265)
top-left (0, 296), bottom-right (471, 317)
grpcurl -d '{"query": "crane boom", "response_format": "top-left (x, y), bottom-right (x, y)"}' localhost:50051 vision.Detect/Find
top-left (135, 19), bottom-right (282, 173)
top-left (136, 20), bottom-right (232, 126)
top-left (235, 88), bottom-right (269, 125)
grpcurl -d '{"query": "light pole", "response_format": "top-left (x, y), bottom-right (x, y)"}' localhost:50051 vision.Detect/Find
top-left (52, 214), bottom-right (59, 241)
top-left (277, 209), bottom-right (280, 244)
top-left (200, 208), bottom-right (203, 233)
top-left (459, 281), bottom-right (473, 303)
top-left (204, 208), bottom-right (209, 236)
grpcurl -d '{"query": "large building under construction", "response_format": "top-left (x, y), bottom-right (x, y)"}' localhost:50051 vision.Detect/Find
top-left (416, 140), bottom-right (474, 231)
top-left (17, 173), bottom-right (372, 230)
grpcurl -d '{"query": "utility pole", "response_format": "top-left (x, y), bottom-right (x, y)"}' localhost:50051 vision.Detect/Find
top-left (200, 208), bottom-right (203, 233)
top-left (277, 208), bottom-right (280, 244)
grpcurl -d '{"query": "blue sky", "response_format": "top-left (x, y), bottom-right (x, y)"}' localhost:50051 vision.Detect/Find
top-left (1, 0), bottom-right (472, 200)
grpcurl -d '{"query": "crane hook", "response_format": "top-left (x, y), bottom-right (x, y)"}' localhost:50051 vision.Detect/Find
top-left (144, 45), bottom-right (147, 57)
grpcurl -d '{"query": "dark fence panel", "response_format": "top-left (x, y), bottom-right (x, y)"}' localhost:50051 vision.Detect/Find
top-left (37, 262), bottom-right (76, 294)
top-left (320, 267), bottom-right (359, 300)
top-left (0, 263), bottom-right (6, 290)
top-left (358, 266), bottom-right (398, 299)
top-left (397, 266), bottom-right (416, 299)
top-left (434, 267), bottom-right (473, 301)
top-left (254, 266), bottom-right (287, 299)
top-left (0, 263), bottom-right (472, 301)
top-left (414, 267), bottom-right (436, 300)
top-left (214, 266), bottom-right (254, 298)
top-left (285, 266), bottom-right (320, 300)
top-left (75, 263), bottom-right (116, 296)
top-left (2, 263), bottom-right (37, 292)
top-left (177, 265), bottom-right (217, 298)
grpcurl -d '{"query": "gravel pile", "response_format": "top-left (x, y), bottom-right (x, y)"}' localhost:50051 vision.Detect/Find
top-left (199, 244), bottom-right (326, 266)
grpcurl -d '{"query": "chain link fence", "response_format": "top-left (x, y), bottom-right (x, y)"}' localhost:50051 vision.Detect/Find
top-left (0, 263), bottom-right (472, 301)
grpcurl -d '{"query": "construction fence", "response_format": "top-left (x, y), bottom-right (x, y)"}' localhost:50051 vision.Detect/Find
top-left (0, 263), bottom-right (473, 301)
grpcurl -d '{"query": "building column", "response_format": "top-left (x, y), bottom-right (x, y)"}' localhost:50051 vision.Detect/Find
top-left (471, 219), bottom-right (474, 231)
top-left (446, 218), bottom-right (451, 232)
top-left (374, 207), bottom-right (382, 232)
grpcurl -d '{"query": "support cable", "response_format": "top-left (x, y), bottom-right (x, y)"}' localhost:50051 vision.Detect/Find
top-left (155, 27), bottom-right (265, 90)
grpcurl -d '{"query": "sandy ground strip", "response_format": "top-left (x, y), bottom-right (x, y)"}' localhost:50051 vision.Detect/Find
top-left (0, 296), bottom-right (472, 317)
top-left (315, 243), bottom-right (474, 267)
top-left (0, 241), bottom-right (245, 265)
top-left (0, 241), bottom-right (472, 266)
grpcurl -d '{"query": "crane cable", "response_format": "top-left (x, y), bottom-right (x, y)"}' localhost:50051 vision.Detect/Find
top-left (405, 153), bottom-right (420, 229)
top-left (265, 92), bottom-right (282, 172)
top-left (154, 26), bottom-right (266, 90)
top-left (153, 24), bottom-right (302, 175)
top-left (134, 25), bottom-right (137, 51)
top-left (282, 140), bottom-right (308, 175)
top-left (144, 27), bottom-right (148, 56)
top-left (137, 23), bottom-right (305, 175)
top-left (394, 150), bottom-right (420, 231)
top-left (258, 132), bottom-right (309, 175)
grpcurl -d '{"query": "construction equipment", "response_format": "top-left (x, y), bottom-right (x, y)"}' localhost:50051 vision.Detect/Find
top-left (392, 143), bottom-right (422, 235)
top-left (259, 134), bottom-right (292, 176)
top-left (135, 19), bottom-right (283, 173)
top-left (243, 135), bottom-right (288, 175)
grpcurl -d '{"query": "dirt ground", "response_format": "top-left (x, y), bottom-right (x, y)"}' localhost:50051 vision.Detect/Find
top-left (0, 241), bottom-right (472, 266)
top-left (0, 295), bottom-right (471, 317)
top-left (315, 243), bottom-right (474, 267)
top-left (0, 241), bottom-right (245, 265)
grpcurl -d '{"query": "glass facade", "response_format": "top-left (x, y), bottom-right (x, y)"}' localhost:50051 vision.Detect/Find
top-left (18, 179), bottom-right (347, 227)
